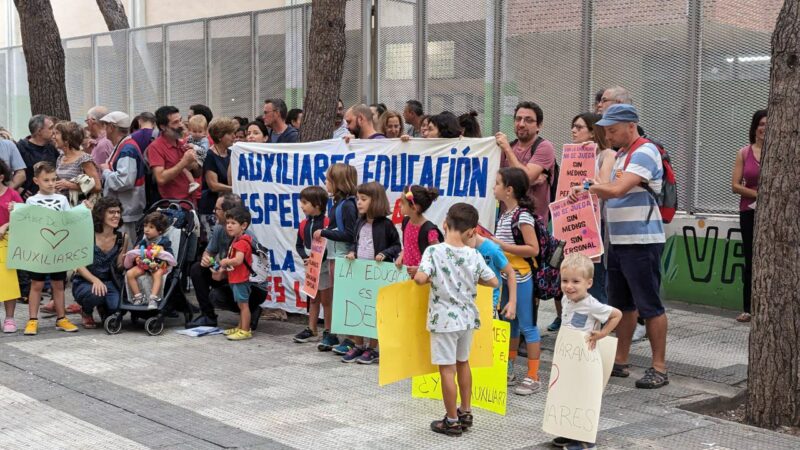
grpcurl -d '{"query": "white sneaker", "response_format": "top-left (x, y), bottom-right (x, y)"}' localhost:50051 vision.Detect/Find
top-left (633, 323), bottom-right (647, 341)
top-left (147, 296), bottom-right (159, 310)
top-left (188, 182), bottom-right (200, 194)
top-left (513, 377), bottom-right (541, 395)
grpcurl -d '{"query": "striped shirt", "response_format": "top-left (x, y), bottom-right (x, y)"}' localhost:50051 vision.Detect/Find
top-left (495, 207), bottom-right (535, 282)
top-left (606, 142), bottom-right (665, 245)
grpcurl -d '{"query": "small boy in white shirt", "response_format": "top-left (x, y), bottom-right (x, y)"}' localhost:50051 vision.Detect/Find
top-left (414, 203), bottom-right (498, 437)
top-left (552, 253), bottom-right (622, 450)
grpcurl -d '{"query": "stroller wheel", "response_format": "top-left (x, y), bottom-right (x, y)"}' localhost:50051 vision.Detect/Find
top-left (104, 315), bottom-right (123, 335)
top-left (144, 317), bottom-right (165, 336)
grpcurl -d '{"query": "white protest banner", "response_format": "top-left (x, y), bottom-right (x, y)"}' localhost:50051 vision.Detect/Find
top-left (542, 327), bottom-right (617, 443)
top-left (232, 137), bottom-right (501, 314)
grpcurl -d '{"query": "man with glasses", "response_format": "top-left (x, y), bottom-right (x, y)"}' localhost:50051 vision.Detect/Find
top-left (263, 99), bottom-right (299, 143)
top-left (85, 106), bottom-right (114, 166)
top-left (495, 101), bottom-right (556, 225)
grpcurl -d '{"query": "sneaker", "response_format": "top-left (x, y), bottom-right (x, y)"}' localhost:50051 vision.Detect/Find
top-left (223, 327), bottom-right (240, 336)
top-left (317, 330), bottom-right (339, 351)
top-left (507, 372), bottom-right (518, 386)
top-left (226, 329), bottom-right (253, 341)
top-left (565, 441), bottom-right (596, 449)
top-left (131, 293), bottom-right (144, 305)
top-left (3, 318), bottom-right (16, 333)
top-left (56, 317), bottom-right (79, 332)
top-left (342, 346), bottom-right (364, 363)
top-left (553, 436), bottom-right (574, 447)
top-left (547, 317), bottom-right (562, 332)
top-left (632, 322), bottom-right (647, 341)
top-left (513, 377), bottom-right (541, 395)
top-left (293, 327), bottom-right (319, 343)
top-left (430, 416), bottom-right (462, 437)
top-left (635, 367), bottom-right (669, 389)
top-left (332, 338), bottom-right (355, 355)
top-left (188, 182), bottom-right (200, 194)
top-left (24, 319), bottom-right (38, 335)
top-left (147, 296), bottom-right (160, 310)
top-left (457, 408), bottom-right (473, 429)
top-left (187, 314), bottom-right (218, 328)
top-left (356, 348), bottom-right (379, 365)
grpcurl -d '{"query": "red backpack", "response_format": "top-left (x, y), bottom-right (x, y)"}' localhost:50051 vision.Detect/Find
top-left (299, 217), bottom-right (330, 246)
top-left (623, 137), bottom-right (677, 224)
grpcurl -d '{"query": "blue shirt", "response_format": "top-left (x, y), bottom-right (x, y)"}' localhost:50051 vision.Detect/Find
top-left (476, 239), bottom-right (509, 307)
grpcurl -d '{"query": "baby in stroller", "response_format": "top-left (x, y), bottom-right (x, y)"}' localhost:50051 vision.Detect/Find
top-left (124, 212), bottom-right (177, 309)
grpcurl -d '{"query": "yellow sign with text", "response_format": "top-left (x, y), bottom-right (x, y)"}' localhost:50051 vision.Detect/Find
top-left (0, 237), bottom-right (20, 302)
top-left (411, 319), bottom-right (510, 415)
top-left (376, 281), bottom-right (493, 386)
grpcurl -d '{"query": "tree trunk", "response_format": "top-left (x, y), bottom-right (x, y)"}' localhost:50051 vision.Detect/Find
top-left (746, 0), bottom-right (800, 429)
top-left (299, 0), bottom-right (346, 142)
top-left (95, 0), bottom-right (129, 31)
top-left (14, 0), bottom-right (70, 120)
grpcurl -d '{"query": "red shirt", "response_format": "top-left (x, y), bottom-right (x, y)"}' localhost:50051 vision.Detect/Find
top-left (0, 188), bottom-right (22, 225)
top-left (227, 235), bottom-right (253, 284)
top-left (147, 135), bottom-right (201, 202)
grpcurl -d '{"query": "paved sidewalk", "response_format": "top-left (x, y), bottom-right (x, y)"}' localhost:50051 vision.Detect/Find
top-left (0, 297), bottom-right (797, 449)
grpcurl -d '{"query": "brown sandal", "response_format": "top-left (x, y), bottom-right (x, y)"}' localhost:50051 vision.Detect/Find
top-left (736, 313), bottom-right (751, 323)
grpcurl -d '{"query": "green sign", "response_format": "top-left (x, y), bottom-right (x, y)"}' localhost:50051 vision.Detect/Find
top-left (332, 257), bottom-right (410, 339)
top-left (7, 204), bottom-right (94, 272)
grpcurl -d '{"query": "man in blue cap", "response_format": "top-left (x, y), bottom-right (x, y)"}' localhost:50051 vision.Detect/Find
top-left (570, 103), bottom-right (669, 390)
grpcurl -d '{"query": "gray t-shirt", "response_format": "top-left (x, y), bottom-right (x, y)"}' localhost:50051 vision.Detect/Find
top-left (206, 224), bottom-right (257, 258)
top-left (356, 222), bottom-right (375, 260)
top-left (0, 139), bottom-right (26, 172)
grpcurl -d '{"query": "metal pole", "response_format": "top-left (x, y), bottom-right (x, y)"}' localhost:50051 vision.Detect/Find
top-left (91, 36), bottom-right (98, 106)
top-left (124, 30), bottom-right (131, 114)
top-left (204, 18), bottom-right (211, 108)
top-left (414, 0), bottom-right (427, 106)
top-left (302, 4), bottom-right (310, 105)
top-left (579, 0), bottom-right (594, 112)
top-left (360, 0), bottom-right (373, 105)
top-left (686, 0), bottom-right (703, 214)
top-left (491, 0), bottom-right (503, 134)
top-left (251, 12), bottom-right (258, 118)
top-left (162, 25), bottom-right (169, 105)
top-left (371, 0), bottom-right (379, 103)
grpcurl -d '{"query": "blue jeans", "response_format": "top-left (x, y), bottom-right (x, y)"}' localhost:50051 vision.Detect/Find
top-left (500, 278), bottom-right (540, 343)
top-left (72, 278), bottom-right (121, 315)
top-left (588, 261), bottom-right (607, 304)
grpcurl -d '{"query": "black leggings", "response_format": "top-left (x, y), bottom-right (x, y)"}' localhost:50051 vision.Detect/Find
top-left (740, 210), bottom-right (754, 314)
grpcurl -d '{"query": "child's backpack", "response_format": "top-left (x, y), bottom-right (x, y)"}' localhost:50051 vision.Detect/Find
top-left (234, 234), bottom-right (270, 287)
top-left (510, 208), bottom-right (565, 300)
top-left (401, 217), bottom-right (444, 256)
top-left (299, 216), bottom-right (330, 246)
top-left (623, 137), bottom-right (677, 224)
top-left (332, 196), bottom-right (356, 232)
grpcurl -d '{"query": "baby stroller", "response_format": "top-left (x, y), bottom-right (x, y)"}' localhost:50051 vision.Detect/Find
top-left (104, 199), bottom-right (199, 336)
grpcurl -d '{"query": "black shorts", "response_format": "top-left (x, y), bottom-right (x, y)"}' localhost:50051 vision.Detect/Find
top-left (29, 271), bottom-right (68, 282)
top-left (607, 243), bottom-right (665, 319)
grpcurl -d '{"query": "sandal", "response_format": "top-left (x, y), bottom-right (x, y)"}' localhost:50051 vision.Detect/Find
top-left (66, 303), bottom-right (82, 314)
top-left (736, 313), bottom-right (751, 323)
top-left (611, 363), bottom-right (630, 378)
top-left (635, 367), bottom-right (669, 389)
top-left (81, 313), bottom-right (96, 329)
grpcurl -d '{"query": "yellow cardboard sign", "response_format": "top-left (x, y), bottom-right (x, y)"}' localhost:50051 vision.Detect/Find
top-left (376, 281), bottom-right (493, 386)
top-left (411, 319), bottom-right (510, 415)
top-left (542, 327), bottom-right (618, 443)
top-left (0, 237), bottom-right (20, 302)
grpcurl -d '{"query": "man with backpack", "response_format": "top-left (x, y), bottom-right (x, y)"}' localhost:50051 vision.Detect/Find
top-left (572, 104), bottom-right (670, 389)
top-left (495, 101), bottom-right (556, 225)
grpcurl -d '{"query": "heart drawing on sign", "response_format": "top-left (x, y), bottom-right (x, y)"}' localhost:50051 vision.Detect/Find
top-left (40, 228), bottom-right (69, 249)
top-left (549, 363), bottom-right (560, 389)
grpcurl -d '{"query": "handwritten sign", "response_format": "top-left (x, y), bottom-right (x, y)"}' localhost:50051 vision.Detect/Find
top-left (301, 237), bottom-right (327, 299)
top-left (7, 204), bottom-right (94, 273)
top-left (412, 320), bottom-right (510, 415)
top-left (542, 327), bottom-right (617, 443)
top-left (376, 281), bottom-right (493, 386)
top-left (0, 238), bottom-right (20, 301)
top-left (549, 193), bottom-right (603, 259)
top-left (332, 258), bottom-right (410, 339)
top-left (555, 144), bottom-right (597, 201)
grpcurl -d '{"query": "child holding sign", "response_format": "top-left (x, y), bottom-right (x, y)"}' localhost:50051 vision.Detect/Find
top-left (414, 203), bottom-right (498, 436)
top-left (341, 182), bottom-right (401, 364)
top-left (293, 186), bottom-right (333, 346)
top-left (395, 184), bottom-right (442, 277)
top-left (314, 163), bottom-right (358, 354)
top-left (550, 253), bottom-right (621, 449)
top-left (23, 161), bottom-right (77, 335)
top-left (0, 160), bottom-right (23, 333)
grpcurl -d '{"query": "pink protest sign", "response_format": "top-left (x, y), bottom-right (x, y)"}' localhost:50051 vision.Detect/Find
top-left (549, 192), bottom-right (603, 259)
top-left (301, 236), bottom-right (327, 299)
top-left (555, 143), bottom-right (597, 201)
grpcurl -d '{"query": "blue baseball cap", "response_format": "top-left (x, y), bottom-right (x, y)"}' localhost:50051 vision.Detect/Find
top-left (596, 104), bottom-right (639, 126)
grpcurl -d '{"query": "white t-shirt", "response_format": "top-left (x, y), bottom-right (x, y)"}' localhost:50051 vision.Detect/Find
top-left (26, 192), bottom-right (70, 211)
top-left (418, 242), bottom-right (495, 333)
top-left (560, 294), bottom-right (613, 333)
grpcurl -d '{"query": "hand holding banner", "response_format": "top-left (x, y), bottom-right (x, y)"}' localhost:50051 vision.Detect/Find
top-left (301, 237), bottom-right (327, 299)
top-left (7, 204), bottom-right (94, 272)
top-left (549, 193), bottom-right (603, 259)
top-left (555, 143), bottom-right (597, 201)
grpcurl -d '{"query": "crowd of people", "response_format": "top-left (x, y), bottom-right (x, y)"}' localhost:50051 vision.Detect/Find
top-left (0, 83), bottom-right (761, 449)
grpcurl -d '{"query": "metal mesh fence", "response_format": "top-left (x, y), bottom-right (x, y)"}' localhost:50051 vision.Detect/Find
top-left (209, 14), bottom-right (253, 119)
top-left (0, 0), bottom-right (780, 214)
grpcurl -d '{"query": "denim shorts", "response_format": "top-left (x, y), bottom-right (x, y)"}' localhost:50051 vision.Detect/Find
top-left (231, 282), bottom-right (252, 304)
top-left (607, 243), bottom-right (665, 319)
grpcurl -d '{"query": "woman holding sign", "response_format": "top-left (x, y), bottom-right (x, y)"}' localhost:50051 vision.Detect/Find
top-left (730, 109), bottom-right (766, 323)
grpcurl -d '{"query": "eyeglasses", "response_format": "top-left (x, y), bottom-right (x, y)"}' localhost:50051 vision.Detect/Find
top-left (600, 98), bottom-right (615, 103)
top-left (572, 124), bottom-right (586, 130)
top-left (213, 207), bottom-right (223, 212)
top-left (107, 210), bottom-right (122, 216)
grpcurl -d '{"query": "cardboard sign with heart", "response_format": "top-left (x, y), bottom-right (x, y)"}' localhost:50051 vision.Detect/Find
top-left (40, 228), bottom-right (70, 249)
